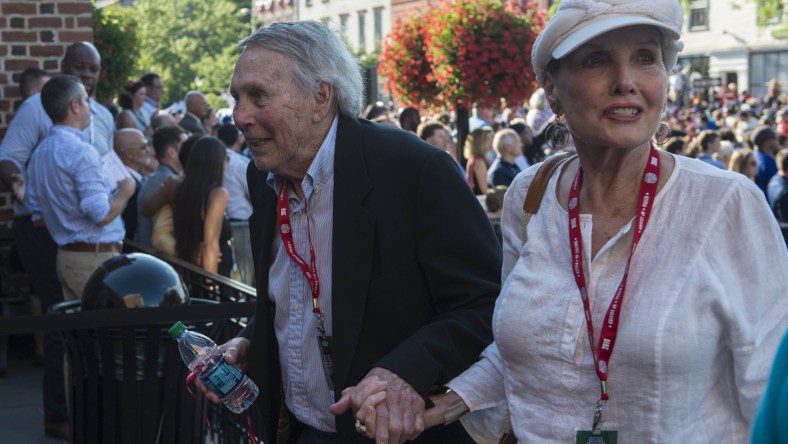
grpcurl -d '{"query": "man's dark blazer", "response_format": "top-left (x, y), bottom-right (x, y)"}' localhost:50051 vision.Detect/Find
top-left (178, 112), bottom-right (206, 136)
top-left (244, 113), bottom-right (502, 443)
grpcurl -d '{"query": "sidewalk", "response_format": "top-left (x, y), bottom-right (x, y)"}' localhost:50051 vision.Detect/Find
top-left (0, 344), bottom-right (66, 444)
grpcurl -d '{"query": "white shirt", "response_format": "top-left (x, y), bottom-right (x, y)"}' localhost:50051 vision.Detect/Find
top-left (450, 155), bottom-right (788, 443)
top-left (223, 148), bottom-right (252, 220)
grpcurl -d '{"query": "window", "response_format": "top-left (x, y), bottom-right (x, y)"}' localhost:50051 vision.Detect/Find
top-left (340, 14), bottom-right (349, 33)
top-left (358, 10), bottom-right (367, 52)
top-left (374, 7), bottom-right (383, 46)
top-left (689, 0), bottom-right (709, 30)
top-left (321, 17), bottom-right (330, 25)
top-left (749, 50), bottom-right (788, 99)
top-left (306, 0), bottom-right (313, 6)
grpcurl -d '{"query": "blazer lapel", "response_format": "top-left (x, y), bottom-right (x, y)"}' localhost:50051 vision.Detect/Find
top-left (331, 114), bottom-right (375, 391)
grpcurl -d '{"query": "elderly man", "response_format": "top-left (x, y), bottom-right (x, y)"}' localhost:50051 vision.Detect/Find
top-left (0, 41), bottom-right (115, 440)
top-left (487, 128), bottom-right (522, 188)
top-left (114, 128), bottom-right (150, 240)
top-left (27, 75), bottom-right (135, 301)
top-left (178, 90), bottom-right (209, 135)
top-left (201, 22), bottom-right (501, 444)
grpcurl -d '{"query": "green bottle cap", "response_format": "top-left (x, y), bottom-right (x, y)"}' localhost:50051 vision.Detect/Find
top-left (168, 321), bottom-right (186, 339)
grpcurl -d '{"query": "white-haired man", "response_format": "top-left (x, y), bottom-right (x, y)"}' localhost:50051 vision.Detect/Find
top-left (198, 21), bottom-right (501, 444)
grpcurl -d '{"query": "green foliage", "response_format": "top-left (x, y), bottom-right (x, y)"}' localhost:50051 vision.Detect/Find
top-left (133, 0), bottom-right (250, 109)
top-left (678, 0), bottom-right (785, 27)
top-left (756, 0), bottom-right (786, 26)
top-left (93, 5), bottom-right (139, 104)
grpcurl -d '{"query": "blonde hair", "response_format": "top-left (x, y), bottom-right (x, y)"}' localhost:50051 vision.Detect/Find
top-left (464, 127), bottom-right (493, 159)
top-left (729, 148), bottom-right (755, 180)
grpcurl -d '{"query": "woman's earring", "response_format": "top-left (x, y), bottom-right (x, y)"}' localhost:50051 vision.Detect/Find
top-left (653, 122), bottom-right (671, 146)
top-left (546, 111), bottom-right (569, 150)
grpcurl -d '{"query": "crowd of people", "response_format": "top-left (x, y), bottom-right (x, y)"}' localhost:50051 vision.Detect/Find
top-left (0, 42), bottom-right (253, 440)
top-left (1, 1), bottom-right (787, 441)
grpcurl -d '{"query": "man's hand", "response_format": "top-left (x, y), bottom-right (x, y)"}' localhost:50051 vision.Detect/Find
top-left (115, 177), bottom-right (136, 199)
top-left (329, 367), bottom-right (425, 444)
top-left (10, 173), bottom-right (24, 204)
top-left (192, 337), bottom-right (250, 404)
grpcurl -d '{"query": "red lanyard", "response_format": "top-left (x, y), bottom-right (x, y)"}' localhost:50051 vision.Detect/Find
top-left (277, 181), bottom-right (325, 332)
top-left (567, 145), bottom-right (660, 429)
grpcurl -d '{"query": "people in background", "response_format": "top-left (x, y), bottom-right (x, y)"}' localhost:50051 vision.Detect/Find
top-left (139, 73), bottom-right (164, 120)
top-left (18, 68), bottom-right (50, 101)
top-left (116, 80), bottom-right (152, 137)
top-left (487, 128), bottom-right (522, 187)
top-left (179, 90), bottom-right (209, 135)
top-left (172, 137), bottom-right (233, 276)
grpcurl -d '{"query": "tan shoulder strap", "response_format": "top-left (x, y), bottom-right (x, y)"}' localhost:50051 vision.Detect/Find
top-left (521, 152), bottom-right (576, 243)
top-left (523, 152), bottom-right (575, 214)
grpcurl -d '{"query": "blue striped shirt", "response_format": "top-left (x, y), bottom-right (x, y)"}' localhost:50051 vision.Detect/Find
top-left (267, 117), bottom-right (337, 432)
top-left (0, 93), bottom-right (115, 217)
top-left (25, 125), bottom-right (124, 246)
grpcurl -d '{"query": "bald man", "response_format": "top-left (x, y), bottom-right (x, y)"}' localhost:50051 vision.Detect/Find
top-left (179, 90), bottom-right (208, 135)
top-left (115, 128), bottom-right (150, 240)
top-left (0, 41), bottom-right (116, 440)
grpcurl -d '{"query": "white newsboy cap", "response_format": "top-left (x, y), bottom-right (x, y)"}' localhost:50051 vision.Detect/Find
top-left (531, 0), bottom-right (685, 84)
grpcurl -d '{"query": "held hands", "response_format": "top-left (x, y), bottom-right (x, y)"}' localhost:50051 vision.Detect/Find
top-left (329, 367), bottom-right (426, 444)
top-left (193, 337), bottom-right (250, 404)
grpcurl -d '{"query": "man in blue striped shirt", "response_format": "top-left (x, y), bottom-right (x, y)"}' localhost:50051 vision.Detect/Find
top-left (0, 42), bottom-right (117, 440)
top-left (26, 76), bottom-right (135, 302)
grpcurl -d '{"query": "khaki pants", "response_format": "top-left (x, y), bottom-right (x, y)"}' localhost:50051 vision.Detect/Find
top-left (56, 249), bottom-right (119, 301)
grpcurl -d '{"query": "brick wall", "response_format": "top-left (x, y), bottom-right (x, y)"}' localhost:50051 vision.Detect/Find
top-left (0, 0), bottom-right (94, 140)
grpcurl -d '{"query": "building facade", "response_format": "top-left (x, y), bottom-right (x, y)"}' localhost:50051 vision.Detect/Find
top-left (679, 0), bottom-right (787, 99)
top-left (0, 0), bottom-right (95, 139)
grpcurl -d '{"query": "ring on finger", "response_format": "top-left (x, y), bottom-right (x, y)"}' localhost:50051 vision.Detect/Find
top-left (355, 419), bottom-right (367, 434)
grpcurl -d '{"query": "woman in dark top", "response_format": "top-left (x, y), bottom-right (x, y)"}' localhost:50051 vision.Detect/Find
top-left (171, 137), bottom-right (233, 276)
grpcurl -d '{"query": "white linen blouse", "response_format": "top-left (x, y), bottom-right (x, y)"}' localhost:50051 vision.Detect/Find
top-left (450, 154), bottom-right (788, 443)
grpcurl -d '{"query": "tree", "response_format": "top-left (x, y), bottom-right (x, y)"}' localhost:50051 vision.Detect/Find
top-left (378, 10), bottom-right (438, 108)
top-left (93, 5), bottom-right (139, 104)
top-left (379, 0), bottom-right (544, 159)
top-left (133, 0), bottom-right (250, 109)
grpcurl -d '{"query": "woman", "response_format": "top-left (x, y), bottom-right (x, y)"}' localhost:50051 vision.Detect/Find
top-left (342, 0), bottom-right (788, 442)
top-left (171, 137), bottom-right (233, 276)
top-left (729, 148), bottom-right (758, 181)
top-left (465, 126), bottom-right (493, 195)
top-left (116, 80), bottom-right (152, 137)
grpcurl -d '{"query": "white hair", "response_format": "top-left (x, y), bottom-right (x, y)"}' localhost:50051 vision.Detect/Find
top-left (239, 21), bottom-right (365, 117)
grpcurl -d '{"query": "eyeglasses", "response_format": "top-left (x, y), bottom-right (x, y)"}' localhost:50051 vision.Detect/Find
top-left (122, 142), bottom-right (148, 151)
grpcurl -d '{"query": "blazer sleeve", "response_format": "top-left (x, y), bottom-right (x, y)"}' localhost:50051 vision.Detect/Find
top-left (373, 149), bottom-right (502, 396)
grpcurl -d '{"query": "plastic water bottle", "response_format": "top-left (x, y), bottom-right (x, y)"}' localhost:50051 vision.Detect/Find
top-left (168, 321), bottom-right (259, 414)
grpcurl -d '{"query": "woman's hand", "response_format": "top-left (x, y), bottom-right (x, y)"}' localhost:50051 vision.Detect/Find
top-left (424, 390), bottom-right (464, 428)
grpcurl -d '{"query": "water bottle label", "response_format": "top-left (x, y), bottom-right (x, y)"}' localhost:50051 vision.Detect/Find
top-left (200, 358), bottom-right (244, 398)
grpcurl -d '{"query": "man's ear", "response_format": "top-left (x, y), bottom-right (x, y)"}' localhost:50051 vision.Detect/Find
top-left (311, 81), bottom-right (333, 123)
top-left (69, 99), bottom-right (82, 116)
